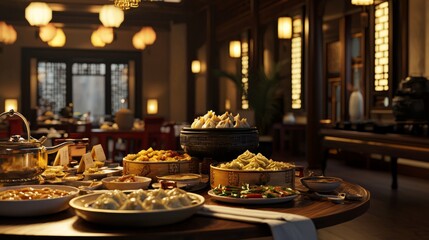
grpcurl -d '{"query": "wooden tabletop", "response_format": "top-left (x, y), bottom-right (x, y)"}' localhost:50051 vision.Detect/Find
top-left (0, 181), bottom-right (370, 240)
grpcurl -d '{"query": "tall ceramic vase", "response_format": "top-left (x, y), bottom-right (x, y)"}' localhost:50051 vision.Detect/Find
top-left (349, 89), bottom-right (364, 122)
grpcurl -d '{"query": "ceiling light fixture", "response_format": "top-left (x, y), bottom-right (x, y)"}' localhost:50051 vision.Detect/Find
top-left (96, 26), bottom-right (114, 44)
top-left (99, 5), bottom-right (124, 28)
top-left (91, 30), bottom-right (106, 47)
top-left (48, 28), bottom-right (66, 47)
top-left (132, 26), bottom-right (156, 50)
top-left (25, 2), bottom-right (52, 27)
top-left (0, 21), bottom-right (17, 45)
top-left (39, 23), bottom-right (57, 42)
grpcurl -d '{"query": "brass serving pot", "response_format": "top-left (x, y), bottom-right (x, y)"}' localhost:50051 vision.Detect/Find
top-left (0, 110), bottom-right (73, 185)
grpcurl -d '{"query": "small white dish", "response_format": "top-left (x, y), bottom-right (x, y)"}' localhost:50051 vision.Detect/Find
top-left (102, 176), bottom-right (151, 190)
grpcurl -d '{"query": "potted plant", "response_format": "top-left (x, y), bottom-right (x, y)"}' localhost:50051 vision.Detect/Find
top-left (215, 62), bottom-right (285, 135)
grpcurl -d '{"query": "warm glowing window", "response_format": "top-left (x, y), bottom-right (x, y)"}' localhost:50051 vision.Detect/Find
top-left (374, 1), bottom-right (389, 92)
top-left (241, 42), bottom-right (249, 110)
top-left (291, 17), bottom-right (302, 109)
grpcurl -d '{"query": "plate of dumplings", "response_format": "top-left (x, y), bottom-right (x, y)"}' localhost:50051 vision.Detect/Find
top-left (69, 188), bottom-right (205, 226)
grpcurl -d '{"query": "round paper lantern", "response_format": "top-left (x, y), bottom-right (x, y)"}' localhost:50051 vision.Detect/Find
top-left (25, 2), bottom-right (52, 26)
top-left (99, 5), bottom-right (124, 28)
top-left (91, 30), bottom-right (106, 47)
top-left (39, 23), bottom-right (57, 42)
top-left (96, 26), bottom-right (114, 44)
top-left (48, 28), bottom-right (66, 47)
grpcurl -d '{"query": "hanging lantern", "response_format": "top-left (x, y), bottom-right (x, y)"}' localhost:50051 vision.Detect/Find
top-left (3, 25), bottom-right (17, 44)
top-left (25, 2), bottom-right (52, 27)
top-left (0, 22), bottom-right (8, 43)
top-left (278, 17), bottom-right (292, 39)
top-left (99, 5), bottom-right (124, 28)
top-left (191, 60), bottom-right (201, 73)
top-left (91, 30), bottom-right (106, 47)
top-left (132, 31), bottom-right (146, 50)
top-left (96, 26), bottom-right (114, 44)
top-left (0, 22), bottom-right (17, 45)
top-left (39, 23), bottom-right (57, 42)
top-left (139, 27), bottom-right (156, 45)
top-left (48, 28), bottom-right (66, 47)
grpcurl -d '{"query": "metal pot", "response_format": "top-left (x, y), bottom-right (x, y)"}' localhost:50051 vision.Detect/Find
top-left (0, 110), bottom-right (74, 185)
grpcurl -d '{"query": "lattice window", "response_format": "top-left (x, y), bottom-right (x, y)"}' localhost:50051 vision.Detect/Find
top-left (37, 62), bottom-right (67, 113)
top-left (374, 1), bottom-right (389, 92)
top-left (111, 63), bottom-right (129, 114)
top-left (291, 17), bottom-right (302, 109)
top-left (241, 41), bottom-right (249, 110)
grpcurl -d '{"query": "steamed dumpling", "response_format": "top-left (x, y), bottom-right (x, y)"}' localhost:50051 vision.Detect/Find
top-left (148, 188), bottom-right (168, 200)
top-left (202, 119), bottom-right (217, 128)
top-left (166, 188), bottom-right (188, 197)
top-left (142, 198), bottom-right (168, 210)
top-left (92, 197), bottom-right (120, 210)
top-left (162, 195), bottom-right (184, 209)
top-left (119, 197), bottom-right (144, 210)
top-left (203, 110), bottom-right (215, 120)
top-left (216, 119), bottom-right (233, 128)
top-left (128, 189), bottom-right (149, 202)
top-left (191, 117), bottom-right (205, 128)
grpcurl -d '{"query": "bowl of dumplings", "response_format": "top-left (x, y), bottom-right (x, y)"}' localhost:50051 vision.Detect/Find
top-left (210, 151), bottom-right (296, 189)
top-left (69, 188), bottom-right (205, 226)
top-left (180, 110), bottom-right (259, 160)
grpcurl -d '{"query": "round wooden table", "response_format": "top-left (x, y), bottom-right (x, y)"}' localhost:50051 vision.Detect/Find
top-left (0, 181), bottom-right (369, 240)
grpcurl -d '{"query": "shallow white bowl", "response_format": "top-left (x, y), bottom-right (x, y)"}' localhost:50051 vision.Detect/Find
top-left (69, 191), bottom-right (205, 227)
top-left (102, 176), bottom-right (151, 190)
top-left (157, 173), bottom-right (202, 186)
top-left (0, 185), bottom-right (79, 217)
top-left (300, 176), bottom-right (342, 192)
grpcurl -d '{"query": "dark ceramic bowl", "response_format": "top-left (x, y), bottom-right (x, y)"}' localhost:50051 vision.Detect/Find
top-left (179, 127), bottom-right (259, 160)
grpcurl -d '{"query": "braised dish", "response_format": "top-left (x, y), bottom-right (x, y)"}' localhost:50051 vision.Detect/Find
top-left (300, 176), bottom-right (342, 192)
top-left (69, 188), bottom-right (205, 226)
top-left (123, 148), bottom-right (197, 181)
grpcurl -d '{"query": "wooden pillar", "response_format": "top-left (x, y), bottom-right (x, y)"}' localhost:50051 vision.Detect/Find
top-left (305, 0), bottom-right (325, 168)
top-left (205, 3), bottom-right (219, 113)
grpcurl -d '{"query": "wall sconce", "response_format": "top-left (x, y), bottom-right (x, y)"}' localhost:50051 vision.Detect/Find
top-left (191, 60), bottom-right (201, 73)
top-left (99, 5), bottom-right (124, 28)
top-left (229, 41), bottom-right (241, 58)
top-left (5, 99), bottom-right (18, 112)
top-left (278, 17), bottom-right (292, 39)
top-left (25, 2), bottom-right (52, 27)
top-left (351, 0), bottom-right (374, 5)
top-left (48, 28), bottom-right (66, 47)
top-left (147, 99), bottom-right (158, 115)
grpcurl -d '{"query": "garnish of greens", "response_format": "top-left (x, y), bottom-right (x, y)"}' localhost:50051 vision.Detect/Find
top-left (212, 184), bottom-right (299, 198)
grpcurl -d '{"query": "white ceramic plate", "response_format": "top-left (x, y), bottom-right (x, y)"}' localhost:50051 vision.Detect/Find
top-left (69, 191), bottom-right (205, 226)
top-left (83, 168), bottom-right (122, 180)
top-left (208, 190), bottom-right (297, 204)
top-left (0, 185), bottom-right (79, 217)
top-left (102, 176), bottom-right (151, 190)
